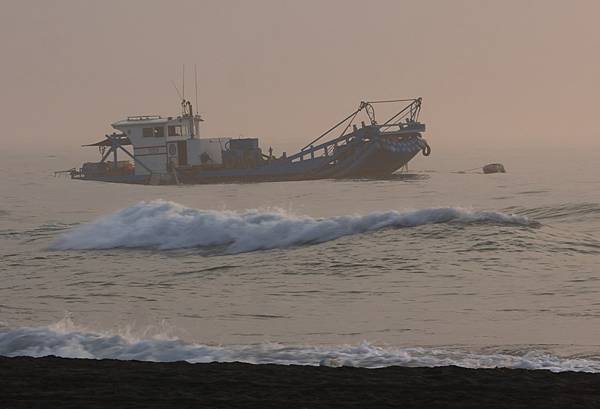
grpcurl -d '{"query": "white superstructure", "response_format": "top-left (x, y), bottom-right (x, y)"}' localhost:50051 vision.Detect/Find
top-left (111, 101), bottom-right (230, 176)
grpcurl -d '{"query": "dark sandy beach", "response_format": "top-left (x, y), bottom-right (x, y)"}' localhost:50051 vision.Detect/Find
top-left (1, 356), bottom-right (600, 408)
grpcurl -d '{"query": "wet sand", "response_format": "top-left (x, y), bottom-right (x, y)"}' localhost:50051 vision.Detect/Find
top-left (1, 356), bottom-right (600, 408)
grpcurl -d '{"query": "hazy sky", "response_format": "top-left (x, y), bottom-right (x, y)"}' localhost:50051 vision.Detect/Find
top-left (1, 0), bottom-right (599, 155)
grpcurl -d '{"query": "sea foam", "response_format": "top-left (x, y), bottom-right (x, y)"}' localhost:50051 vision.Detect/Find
top-left (49, 200), bottom-right (533, 253)
top-left (0, 322), bottom-right (597, 372)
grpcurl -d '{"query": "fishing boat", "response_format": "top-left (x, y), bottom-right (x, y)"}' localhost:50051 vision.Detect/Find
top-left (64, 98), bottom-right (430, 185)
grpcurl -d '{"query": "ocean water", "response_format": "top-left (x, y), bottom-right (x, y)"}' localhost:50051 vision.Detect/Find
top-left (1, 146), bottom-right (600, 372)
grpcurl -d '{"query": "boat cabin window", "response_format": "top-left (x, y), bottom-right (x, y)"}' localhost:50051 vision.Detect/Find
top-left (168, 125), bottom-right (182, 137)
top-left (142, 127), bottom-right (165, 138)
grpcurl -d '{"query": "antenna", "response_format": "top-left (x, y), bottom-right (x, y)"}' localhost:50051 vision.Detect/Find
top-left (194, 64), bottom-right (199, 113)
top-left (182, 64), bottom-right (185, 101)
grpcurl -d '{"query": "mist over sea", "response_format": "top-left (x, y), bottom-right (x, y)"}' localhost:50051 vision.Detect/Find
top-left (1, 146), bottom-right (600, 372)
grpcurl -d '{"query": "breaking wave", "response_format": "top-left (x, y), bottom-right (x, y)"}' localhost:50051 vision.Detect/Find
top-left (49, 200), bottom-right (534, 253)
top-left (0, 321), bottom-right (598, 372)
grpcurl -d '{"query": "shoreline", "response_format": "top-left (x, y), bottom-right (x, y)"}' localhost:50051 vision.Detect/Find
top-left (2, 356), bottom-right (600, 408)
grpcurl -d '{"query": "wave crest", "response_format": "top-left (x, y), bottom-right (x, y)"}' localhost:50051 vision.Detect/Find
top-left (0, 322), bottom-right (597, 372)
top-left (49, 200), bottom-right (534, 253)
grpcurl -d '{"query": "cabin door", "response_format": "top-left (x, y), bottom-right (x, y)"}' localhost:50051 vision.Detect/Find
top-left (177, 141), bottom-right (188, 166)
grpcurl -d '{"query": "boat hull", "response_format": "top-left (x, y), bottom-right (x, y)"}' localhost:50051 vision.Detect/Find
top-left (175, 135), bottom-right (427, 184)
top-left (73, 135), bottom-right (428, 185)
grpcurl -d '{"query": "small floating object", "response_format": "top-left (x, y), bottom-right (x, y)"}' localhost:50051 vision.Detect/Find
top-left (482, 163), bottom-right (506, 174)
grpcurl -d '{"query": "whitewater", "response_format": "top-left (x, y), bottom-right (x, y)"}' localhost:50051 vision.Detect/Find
top-left (49, 200), bottom-right (533, 253)
top-left (2, 320), bottom-right (600, 373)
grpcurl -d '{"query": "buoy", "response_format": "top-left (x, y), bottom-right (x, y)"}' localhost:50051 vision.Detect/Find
top-left (482, 163), bottom-right (506, 174)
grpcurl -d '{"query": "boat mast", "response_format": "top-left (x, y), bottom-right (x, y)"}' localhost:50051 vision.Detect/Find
top-left (178, 64), bottom-right (196, 138)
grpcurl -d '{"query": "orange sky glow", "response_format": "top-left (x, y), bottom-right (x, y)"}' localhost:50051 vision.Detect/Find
top-left (1, 0), bottom-right (599, 155)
